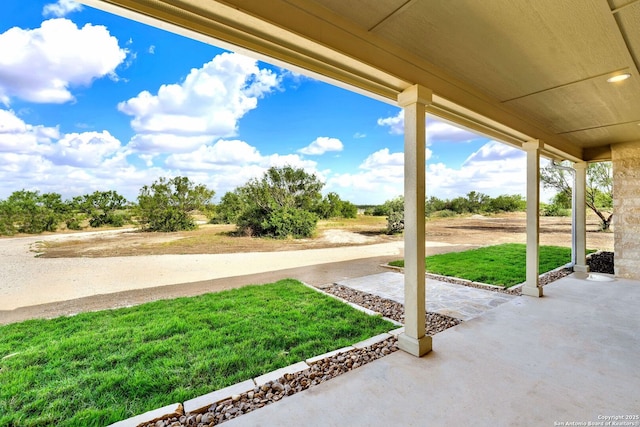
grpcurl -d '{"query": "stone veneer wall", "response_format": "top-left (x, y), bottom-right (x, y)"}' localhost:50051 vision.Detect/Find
top-left (612, 141), bottom-right (640, 279)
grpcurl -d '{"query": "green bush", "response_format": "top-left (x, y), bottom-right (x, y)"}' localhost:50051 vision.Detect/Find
top-left (432, 209), bottom-right (457, 218)
top-left (238, 206), bottom-right (317, 238)
top-left (0, 190), bottom-right (67, 234)
top-left (260, 207), bottom-right (318, 238)
top-left (137, 176), bottom-right (214, 232)
top-left (386, 210), bottom-right (404, 234)
top-left (0, 201), bottom-right (16, 235)
top-left (65, 217), bottom-right (83, 230)
top-left (145, 207), bottom-right (197, 232)
top-left (213, 191), bottom-right (246, 224)
top-left (540, 203), bottom-right (571, 217)
top-left (488, 194), bottom-right (526, 213)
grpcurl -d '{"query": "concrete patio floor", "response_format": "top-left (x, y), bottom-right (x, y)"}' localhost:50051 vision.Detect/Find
top-left (224, 274), bottom-right (640, 426)
top-left (336, 271), bottom-right (515, 320)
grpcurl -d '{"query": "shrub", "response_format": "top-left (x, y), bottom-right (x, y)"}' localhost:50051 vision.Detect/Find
top-left (234, 166), bottom-right (324, 238)
top-left (65, 217), bottom-right (83, 230)
top-left (488, 194), bottom-right (526, 213)
top-left (260, 207), bottom-right (318, 238)
top-left (137, 177), bottom-right (214, 232)
top-left (540, 203), bottom-right (571, 217)
top-left (386, 210), bottom-right (404, 234)
top-left (432, 209), bottom-right (457, 218)
top-left (213, 191), bottom-right (246, 224)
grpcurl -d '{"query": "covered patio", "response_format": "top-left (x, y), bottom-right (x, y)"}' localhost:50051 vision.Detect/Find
top-left (223, 273), bottom-right (640, 426)
top-left (82, 0), bottom-right (640, 358)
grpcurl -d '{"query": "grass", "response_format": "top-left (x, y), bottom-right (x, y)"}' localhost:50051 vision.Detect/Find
top-left (389, 243), bottom-right (589, 287)
top-left (0, 280), bottom-right (393, 427)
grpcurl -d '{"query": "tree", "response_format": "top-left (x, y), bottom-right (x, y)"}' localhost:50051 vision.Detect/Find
top-left (487, 194), bottom-right (526, 213)
top-left (79, 190), bottom-right (129, 227)
top-left (464, 191), bottom-right (491, 213)
top-left (137, 176), bottom-right (214, 232)
top-left (377, 195), bottom-right (404, 234)
top-left (540, 161), bottom-right (613, 230)
top-left (314, 192), bottom-right (357, 219)
top-left (236, 166), bottom-right (323, 238)
top-left (1, 190), bottom-right (67, 234)
top-left (214, 190), bottom-right (247, 224)
top-left (425, 196), bottom-right (446, 216)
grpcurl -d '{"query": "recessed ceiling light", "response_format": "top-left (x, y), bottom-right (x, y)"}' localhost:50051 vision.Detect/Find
top-left (607, 73), bottom-right (631, 83)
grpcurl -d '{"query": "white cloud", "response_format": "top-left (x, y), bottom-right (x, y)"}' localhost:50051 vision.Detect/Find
top-left (377, 111), bottom-right (404, 135)
top-left (119, 52), bottom-right (280, 154)
top-left (0, 109), bottom-right (326, 202)
top-left (426, 119), bottom-right (482, 144)
top-left (0, 109), bottom-right (59, 153)
top-left (328, 148), bottom-right (414, 204)
top-left (426, 141), bottom-right (527, 199)
top-left (298, 136), bottom-right (343, 155)
top-left (47, 131), bottom-right (122, 167)
top-left (326, 140), bottom-right (540, 204)
top-left (164, 140), bottom-right (321, 197)
top-left (0, 109), bottom-right (153, 199)
top-left (165, 140), bottom-right (262, 170)
top-left (148, 45), bottom-right (156, 54)
top-left (128, 134), bottom-right (214, 153)
top-left (43, 0), bottom-right (83, 17)
top-left (328, 146), bottom-right (433, 202)
top-left (353, 132), bottom-right (366, 139)
top-left (0, 19), bottom-right (127, 104)
top-left (377, 111), bottom-right (482, 144)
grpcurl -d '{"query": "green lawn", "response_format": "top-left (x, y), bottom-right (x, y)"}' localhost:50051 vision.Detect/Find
top-left (390, 243), bottom-right (583, 287)
top-left (0, 280), bottom-right (393, 427)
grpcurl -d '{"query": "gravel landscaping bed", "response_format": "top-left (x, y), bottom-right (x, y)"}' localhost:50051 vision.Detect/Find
top-left (321, 284), bottom-right (462, 335)
top-left (587, 251), bottom-right (614, 274)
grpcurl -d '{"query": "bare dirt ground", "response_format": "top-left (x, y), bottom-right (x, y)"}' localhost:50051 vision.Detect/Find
top-left (36, 212), bottom-right (613, 258)
top-left (0, 213), bottom-right (613, 324)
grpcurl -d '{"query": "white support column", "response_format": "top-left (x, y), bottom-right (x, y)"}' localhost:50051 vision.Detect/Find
top-left (397, 84), bottom-right (432, 357)
top-left (522, 141), bottom-right (543, 297)
top-left (573, 161), bottom-right (589, 275)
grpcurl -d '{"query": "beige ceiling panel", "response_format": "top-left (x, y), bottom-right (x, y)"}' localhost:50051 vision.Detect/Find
top-left (563, 121), bottom-right (640, 147)
top-left (614, 3), bottom-right (640, 66)
top-left (311, 0), bottom-right (407, 30)
top-left (609, 0), bottom-right (639, 10)
top-left (504, 77), bottom-right (640, 136)
top-left (371, 0), bottom-right (629, 101)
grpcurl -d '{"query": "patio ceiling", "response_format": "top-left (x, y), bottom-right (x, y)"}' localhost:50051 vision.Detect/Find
top-left (83, 0), bottom-right (640, 162)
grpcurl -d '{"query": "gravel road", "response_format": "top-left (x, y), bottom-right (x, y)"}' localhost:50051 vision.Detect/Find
top-left (0, 230), bottom-right (471, 324)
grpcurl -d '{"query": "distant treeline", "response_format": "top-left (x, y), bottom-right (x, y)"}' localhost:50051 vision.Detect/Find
top-left (367, 192), bottom-right (526, 234)
top-left (367, 192), bottom-right (526, 217)
top-left (0, 174), bottom-right (527, 238)
top-left (0, 166), bottom-right (358, 238)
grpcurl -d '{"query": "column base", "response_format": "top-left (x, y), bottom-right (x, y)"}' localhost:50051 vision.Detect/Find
top-left (522, 286), bottom-right (543, 297)
top-left (573, 264), bottom-right (590, 279)
top-left (397, 333), bottom-right (432, 357)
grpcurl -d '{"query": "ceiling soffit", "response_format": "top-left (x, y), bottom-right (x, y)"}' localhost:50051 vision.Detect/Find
top-left (369, 0), bottom-right (630, 101)
top-left (314, 0), bottom-right (640, 159)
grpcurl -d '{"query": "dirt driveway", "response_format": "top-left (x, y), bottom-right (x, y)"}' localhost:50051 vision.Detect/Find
top-left (0, 213), bottom-right (613, 324)
top-left (35, 212), bottom-right (613, 258)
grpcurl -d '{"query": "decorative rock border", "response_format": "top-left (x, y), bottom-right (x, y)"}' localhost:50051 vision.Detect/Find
top-left (113, 333), bottom-right (400, 427)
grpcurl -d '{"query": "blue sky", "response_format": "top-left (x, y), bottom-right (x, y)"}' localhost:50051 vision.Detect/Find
top-left (0, 0), bottom-right (539, 205)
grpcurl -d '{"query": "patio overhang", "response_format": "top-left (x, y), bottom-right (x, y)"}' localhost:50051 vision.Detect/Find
top-left (77, 0), bottom-right (640, 162)
top-left (79, 0), bottom-right (640, 355)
